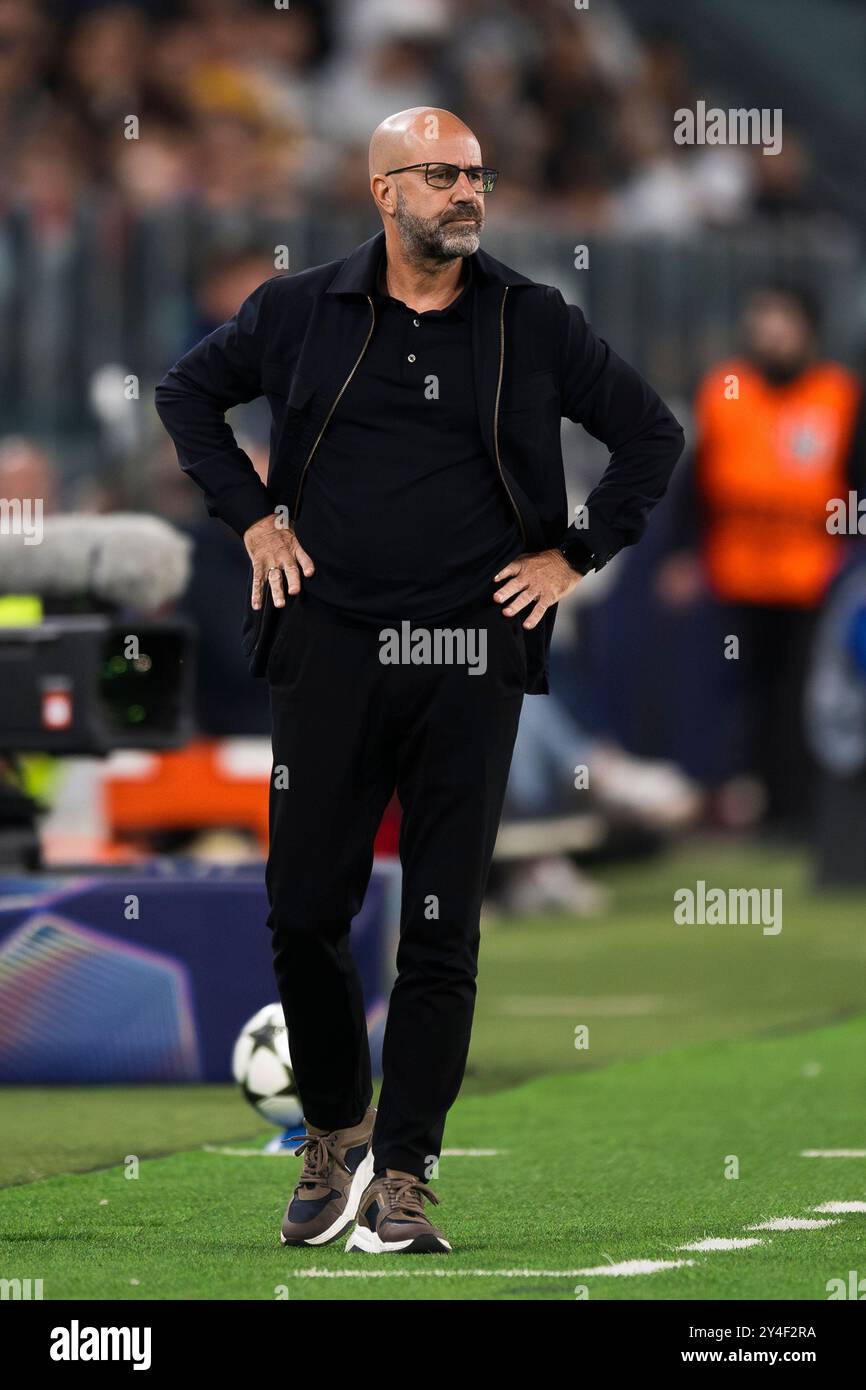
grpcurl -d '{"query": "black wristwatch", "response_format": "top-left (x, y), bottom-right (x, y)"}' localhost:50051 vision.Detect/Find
top-left (558, 533), bottom-right (598, 576)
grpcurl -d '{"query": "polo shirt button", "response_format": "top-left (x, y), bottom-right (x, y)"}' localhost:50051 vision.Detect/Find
top-left (412, 318), bottom-right (420, 327)
top-left (407, 354), bottom-right (416, 363)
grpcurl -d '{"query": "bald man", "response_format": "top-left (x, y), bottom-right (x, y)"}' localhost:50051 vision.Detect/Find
top-left (155, 108), bottom-right (684, 1255)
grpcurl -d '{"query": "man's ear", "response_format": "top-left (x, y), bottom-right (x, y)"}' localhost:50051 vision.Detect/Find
top-left (370, 175), bottom-right (396, 218)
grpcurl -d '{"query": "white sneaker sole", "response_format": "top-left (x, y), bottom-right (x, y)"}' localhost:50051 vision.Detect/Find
top-left (280, 1148), bottom-right (375, 1247)
top-left (345, 1223), bottom-right (452, 1255)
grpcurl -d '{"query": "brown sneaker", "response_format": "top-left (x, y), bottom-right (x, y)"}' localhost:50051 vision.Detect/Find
top-left (280, 1105), bottom-right (376, 1247)
top-left (345, 1169), bottom-right (452, 1254)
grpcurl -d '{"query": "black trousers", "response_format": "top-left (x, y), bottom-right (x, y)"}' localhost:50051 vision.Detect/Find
top-left (264, 588), bottom-right (525, 1177)
top-left (725, 602), bottom-right (819, 833)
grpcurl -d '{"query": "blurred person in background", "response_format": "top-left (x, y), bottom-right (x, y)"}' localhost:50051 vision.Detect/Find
top-left (531, 6), bottom-right (625, 228)
top-left (312, 2), bottom-right (447, 146)
top-left (0, 0), bottom-right (53, 186)
top-left (63, 3), bottom-right (151, 132)
top-left (500, 691), bottom-right (700, 917)
top-left (659, 283), bottom-right (862, 834)
top-left (170, 245), bottom-right (278, 735)
top-left (172, 435), bottom-right (273, 737)
top-left (0, 435), bottom-right (58, 516)
top-left (179, 243), bottom-right (279, 353)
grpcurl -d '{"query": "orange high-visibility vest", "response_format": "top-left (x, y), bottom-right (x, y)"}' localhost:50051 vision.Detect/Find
top-left (696, 359), bottom-right (860, 607)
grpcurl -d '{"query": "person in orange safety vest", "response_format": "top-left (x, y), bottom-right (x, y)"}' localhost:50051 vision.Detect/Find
top-left (660, 283), bottom-right (863, 833)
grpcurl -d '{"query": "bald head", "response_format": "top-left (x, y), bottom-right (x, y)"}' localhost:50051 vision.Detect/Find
top-left (368, 108), bottom-right (480, 179)
top-left (368, 108), bottom-right (487, 265)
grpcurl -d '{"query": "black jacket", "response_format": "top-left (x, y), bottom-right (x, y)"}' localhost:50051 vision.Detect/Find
top-left (155, 229), bottom-right (684, 693)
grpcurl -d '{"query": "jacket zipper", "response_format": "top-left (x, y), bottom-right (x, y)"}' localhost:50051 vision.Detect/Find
top-left (257, 287), bottom-right (525, 654)
top-left (254, 295), bottom-right (376, 655)
top-left (494, 286), bottom-right (527, 549)
top-left (293, 293), bottom-right (377, 519)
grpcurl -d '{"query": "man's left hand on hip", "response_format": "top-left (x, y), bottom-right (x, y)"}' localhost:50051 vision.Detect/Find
top-left (493, 549), bottom-right (582, 628)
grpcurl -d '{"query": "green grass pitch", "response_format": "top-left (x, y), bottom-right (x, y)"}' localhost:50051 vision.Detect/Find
top-left (2, 844), bottom-right (865, 1300)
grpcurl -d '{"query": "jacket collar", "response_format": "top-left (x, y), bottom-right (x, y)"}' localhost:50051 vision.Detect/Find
top-left (325, 228), bottom-right (537, 296)
top-left (371, 248), bottom-right (474, 320)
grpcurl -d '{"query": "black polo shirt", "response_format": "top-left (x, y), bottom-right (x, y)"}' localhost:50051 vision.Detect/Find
top-left (293, 257), bottom-right (523, 625)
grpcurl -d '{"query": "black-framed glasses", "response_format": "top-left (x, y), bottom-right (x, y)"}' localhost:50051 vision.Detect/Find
top-left (384, 162), bottom-right (498, 193)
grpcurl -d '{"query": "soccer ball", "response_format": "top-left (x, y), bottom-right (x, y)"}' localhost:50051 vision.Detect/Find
top-left (232, 1003), bottom-right (303, 1128)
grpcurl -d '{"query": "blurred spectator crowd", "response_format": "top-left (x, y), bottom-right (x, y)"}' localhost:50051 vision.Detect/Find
top-left (0, 0), bottom-right (827, 236)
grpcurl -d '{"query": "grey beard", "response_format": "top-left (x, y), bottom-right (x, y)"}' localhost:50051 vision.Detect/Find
top-left (394, 189), bottom-right (482, 261)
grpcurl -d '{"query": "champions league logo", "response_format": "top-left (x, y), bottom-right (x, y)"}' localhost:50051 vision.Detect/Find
top-left (778, 410), bottom-right (836, 470)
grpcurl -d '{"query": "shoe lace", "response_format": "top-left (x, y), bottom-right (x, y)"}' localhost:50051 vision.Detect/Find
top-left (293, 1133), bottom-right (340, 1190)
top-left (382, 1176), bottom-right (440, 1218)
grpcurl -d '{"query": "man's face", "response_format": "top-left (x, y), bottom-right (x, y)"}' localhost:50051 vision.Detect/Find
top-left (743, 293), bottom-right (815, 374)
top-left (391, 136), bottom-right (486, 261)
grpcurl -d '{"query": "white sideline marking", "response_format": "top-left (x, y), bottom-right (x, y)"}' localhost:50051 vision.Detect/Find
top-left (571, 1259), bottom-right (696, 1278)
top-left (292, 1199), bottom-right (865, 1281)
top-left (292, 1260), bottom-right (696, 1280)
top-left (746, 1217), bottom-right (840, 1231)
top-left (676, 1237), bottom-right (764, 1251)
top-left (801, 1149), bottom-right (866, 1158)
top-left (441, 1148), bottom-right (504, 1157)
top-left (812, 1201), bottom-right (866, 1213)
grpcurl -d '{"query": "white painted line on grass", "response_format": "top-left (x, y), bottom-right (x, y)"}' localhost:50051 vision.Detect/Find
top-left (291, 1260), bottom-right (696, 1280)
top-left (676, 1237), bottom-right (765, 1251)
top-left (812, 1201), bottom-right (866, 1213)
top-left (288, 1194), bottom-right (864, 1286)
top-left (571, 1259), bottom-right (697, 1278)
top-left (441, 1148), bottom-right (504, 1157)
top-left (801, 1149), bottom-right (866, 1158)
top-left (746, 1217), bottom-right (840, 1231)
top-left (293, 1269), bottom-right (584, 1280)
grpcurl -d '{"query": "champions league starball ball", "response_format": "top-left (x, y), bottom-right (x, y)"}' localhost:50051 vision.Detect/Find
top-left (231, 1003), bottom-right (304, 1129)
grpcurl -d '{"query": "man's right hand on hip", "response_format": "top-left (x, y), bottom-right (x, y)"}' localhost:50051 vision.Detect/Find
top-left (244, 513), bottom-right (316, 610)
